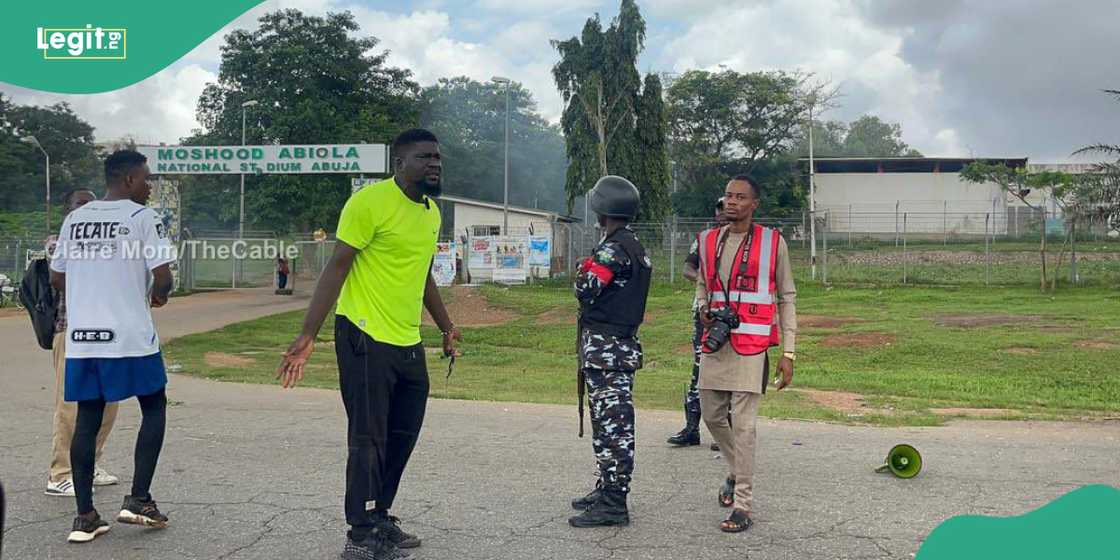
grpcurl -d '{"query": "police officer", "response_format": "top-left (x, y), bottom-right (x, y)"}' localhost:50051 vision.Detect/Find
top-left (668, 197), bottom-right (726, 448)
top-left (569, 175), bottom-right (652, 528)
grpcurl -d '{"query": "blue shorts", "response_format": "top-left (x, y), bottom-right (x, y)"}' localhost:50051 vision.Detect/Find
top-left (65, 352), bottom-right (168, 403)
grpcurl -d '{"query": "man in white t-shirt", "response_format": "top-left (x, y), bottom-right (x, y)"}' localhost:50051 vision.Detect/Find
top-left (50, 150), bottom-right (176, 544)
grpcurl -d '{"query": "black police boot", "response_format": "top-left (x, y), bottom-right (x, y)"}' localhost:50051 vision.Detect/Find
top-left (569, 489), bottom-right (629, 528)
top-left (666, 405), bottom-right (701, 447)
top-left (570, 481), bottom-right (602, 510)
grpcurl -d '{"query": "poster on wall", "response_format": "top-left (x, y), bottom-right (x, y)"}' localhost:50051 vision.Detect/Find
top-left (469, 237), bottom-right (494, 269)
top-left (432, 242), bottom-right (456, 286)
top-left (492, 237), bottom-right (528, 284)
top-left (528, 236), bottom-right (551, 268)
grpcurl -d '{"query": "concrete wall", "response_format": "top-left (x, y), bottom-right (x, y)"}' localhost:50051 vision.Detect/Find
top-left (451, 204), bottom-right (553, 240)
top-left (814, 173), bottom-right (1008, 235)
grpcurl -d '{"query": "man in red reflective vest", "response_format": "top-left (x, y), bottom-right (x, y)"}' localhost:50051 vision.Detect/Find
top-left (695, 175), bottom-right (797, 534)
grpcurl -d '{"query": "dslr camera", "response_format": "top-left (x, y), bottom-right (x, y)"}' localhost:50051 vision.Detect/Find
top-left (704, 306), bottom-right (740, 352)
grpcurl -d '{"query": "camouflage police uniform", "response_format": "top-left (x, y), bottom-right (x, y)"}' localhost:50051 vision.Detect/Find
top-left (685, 237), bottom-right (703, 414)
top-left (666, 235), bottom-right (705, 447)
top-left (568, 175), bottom-right (651, 528)
top-left (575, 230), bottom-right (646, 494)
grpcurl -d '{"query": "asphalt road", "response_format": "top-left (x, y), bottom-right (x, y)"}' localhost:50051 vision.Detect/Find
top-left (2, 289), bottom-right (1117, 559)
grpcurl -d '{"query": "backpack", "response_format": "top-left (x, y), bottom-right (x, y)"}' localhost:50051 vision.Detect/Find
top-left (19, 258), bottom-right (58, 350)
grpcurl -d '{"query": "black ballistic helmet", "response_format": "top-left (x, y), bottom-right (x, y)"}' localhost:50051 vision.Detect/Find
top-left (588, 175), bottom-right (641, 221)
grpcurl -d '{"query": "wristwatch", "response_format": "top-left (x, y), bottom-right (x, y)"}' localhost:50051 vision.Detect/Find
top-left (441, 324), bottom-right (456, 336)
top-left (782, 351), bottom-right (796, 361)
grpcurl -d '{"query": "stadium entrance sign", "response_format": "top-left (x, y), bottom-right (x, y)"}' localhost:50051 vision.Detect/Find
top-left (137, 144), bottom-right (388, 175)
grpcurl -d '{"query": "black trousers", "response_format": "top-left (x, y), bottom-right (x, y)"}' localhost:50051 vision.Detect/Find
top-left (73, 389), bottom-right (166, 515)
top-left (335, 315), bottom-right (429, 539)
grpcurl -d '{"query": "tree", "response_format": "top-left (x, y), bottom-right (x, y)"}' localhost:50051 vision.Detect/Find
top-left (0, 94), bottom-right (101, 236)
top-left (1073, 89), bottom-right (1120, 237)
top-left (632, 74), bottom-right (671, 221)
top-left (841, 115), bottom-right (922, 157)
top-left (667, 70), bottom-right (822, 172)
top-left (186, 9), bottom-right (420, 233)
top-left (792, 115), bottom-right (921, 158)
top-left (665, 69), bottom-right (832, 217)
top-left (792, 119), bottom-right (847, 158)
top-left (552, 0), bottom-right (670, 221)
top-left (418, 77), bottom-right (568, 217)
top-left (1073, 164), bottom-right (1120, 236)
top-left (961, 162), bottom-right (1077, 291)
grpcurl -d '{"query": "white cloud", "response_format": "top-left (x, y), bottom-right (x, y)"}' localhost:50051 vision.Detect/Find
top-left (643, 0), bottom-right (759, 20)
top-left (347, 8), bottom-right (564, 122)
top-left (473, 0), bottom-right (600, 15)
top-left (3, 2), bottom-right (570, 142)
top-left (3, 0), bottom-right (1113, 162)
top-left (862, 0), bottom-right (1120, 161)
top-left (180, 0), bottom-right (338, 68)
top-left (3, 63), bottom-right (216, 145)
top-left (655, 0), bottom-right (953, 155)
top-left (493, 20), bottom-right (557, 63)
top-left (932, 128), bottom-right (966, 157)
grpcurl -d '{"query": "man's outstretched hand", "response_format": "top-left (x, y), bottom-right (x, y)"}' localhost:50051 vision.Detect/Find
top-left (278, 333), bottom-right (315, 388)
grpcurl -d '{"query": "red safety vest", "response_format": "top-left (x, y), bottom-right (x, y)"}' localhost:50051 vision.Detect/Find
top-left (699, 223), bottom-right (780, 355)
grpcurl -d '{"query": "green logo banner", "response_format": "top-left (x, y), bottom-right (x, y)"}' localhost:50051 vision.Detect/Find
top-left (917, 484), bottom-right (1120, 559)
top-left (1, 1), bottom-right (264, 93)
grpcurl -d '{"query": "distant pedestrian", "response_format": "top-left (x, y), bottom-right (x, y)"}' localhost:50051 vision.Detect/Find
top-left (277, 257), bottom-right (290, 290)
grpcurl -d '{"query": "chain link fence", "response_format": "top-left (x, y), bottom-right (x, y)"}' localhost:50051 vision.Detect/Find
top-left (178, 231), bottom-right (301, 291)
top-left (554, 209), bottom-right (1118, 289)
top-left (555, 218), bottom-right (802, 284)
top-left (171, 210), bottom-right (1120, 291)
top-left (813, 210), bottom-right (1120, 287)
top-left (0, 237), bottom-right (44, 308)
top-left (0, 237), bottom-right (43, 284)
top-left (9, 209), bottom-right (1119, 294)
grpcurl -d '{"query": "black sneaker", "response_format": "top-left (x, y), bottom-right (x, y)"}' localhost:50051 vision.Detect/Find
top-left (373, 514), bottom-right (421, 549)
top-left (68, 511), bottom-right (110, 543)
top-left (340, 535), bottom-right (412, 560)
top-left (117, 495), bottom-right (169, 529)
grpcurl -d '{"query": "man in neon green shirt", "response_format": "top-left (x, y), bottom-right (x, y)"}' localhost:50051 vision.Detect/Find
top-left (278, 129), bottom-right (461, 560)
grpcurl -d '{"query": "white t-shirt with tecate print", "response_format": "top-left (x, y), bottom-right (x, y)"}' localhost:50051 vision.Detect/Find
top-left (50, 200), bottom-right (177, 359)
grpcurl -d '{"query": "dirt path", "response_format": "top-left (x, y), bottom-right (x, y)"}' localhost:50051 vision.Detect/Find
top-left (422, 285), bottom-right (517, 327)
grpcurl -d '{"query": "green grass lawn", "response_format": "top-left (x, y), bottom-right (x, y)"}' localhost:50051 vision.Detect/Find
top-left (163, 278), bottom-right (1120, 427)
top-left (783, 246), bottom-right (1120, 288)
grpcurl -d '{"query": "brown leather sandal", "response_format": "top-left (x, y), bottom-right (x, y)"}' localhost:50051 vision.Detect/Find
top-left (718, 477), bottom-right (735, 508)
top-left (720, 509), bottom-right (753, 533)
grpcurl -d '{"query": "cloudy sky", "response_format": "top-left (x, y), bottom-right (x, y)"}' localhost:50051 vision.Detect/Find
top-left (3, 0), bottom-right (1117, 162)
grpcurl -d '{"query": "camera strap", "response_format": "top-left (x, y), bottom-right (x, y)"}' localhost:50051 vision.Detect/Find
top-left (712, 225), bottom-right (754, 309)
